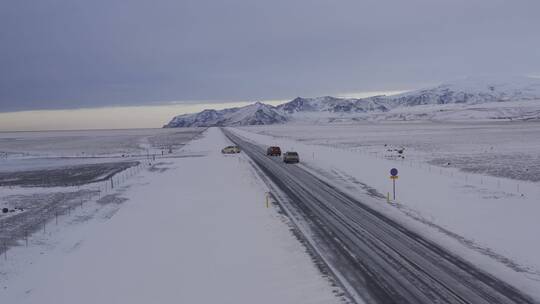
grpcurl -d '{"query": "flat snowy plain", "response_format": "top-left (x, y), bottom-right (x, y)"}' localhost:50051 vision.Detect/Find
top-left (242, 121), bottom-right (540, 182)
top-left (0, 128), bottom-right (343, 303)
top-left (235, 120), bottom-right (540, 299)
top-left (0, 128), bottom-right (203, 256)
top-left (2, 122), bottom-right (540, 303)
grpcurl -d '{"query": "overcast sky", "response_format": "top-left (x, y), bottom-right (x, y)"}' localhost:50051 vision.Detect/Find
top-left (1, 0), bottom-right (540, 127)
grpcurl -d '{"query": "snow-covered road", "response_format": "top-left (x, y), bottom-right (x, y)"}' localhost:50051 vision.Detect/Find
top-left (231, 123), bottom-right (540, 300)
top-left (223, 128), bottom-right (538, 304)
top-left (0, 128), bottom-right (343, 304)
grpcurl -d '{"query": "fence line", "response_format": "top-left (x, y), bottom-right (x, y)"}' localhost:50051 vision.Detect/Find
top-left (0, 162), bottom-right (144, 262)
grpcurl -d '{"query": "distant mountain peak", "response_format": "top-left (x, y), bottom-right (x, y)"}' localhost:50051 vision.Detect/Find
top-left (164, 101), bottom-right (287, 128)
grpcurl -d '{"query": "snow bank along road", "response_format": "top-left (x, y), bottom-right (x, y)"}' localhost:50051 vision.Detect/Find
top-left (222, 128), bottom-right (536, 304)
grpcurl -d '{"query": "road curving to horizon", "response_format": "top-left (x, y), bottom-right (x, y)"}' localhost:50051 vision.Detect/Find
top-left (222, 127), bottom-right (537, 304)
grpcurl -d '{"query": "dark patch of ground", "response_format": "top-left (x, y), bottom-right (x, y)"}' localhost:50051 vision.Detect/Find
top-left (0, 161), bottom-right (139, 187)
top-left (0, 190), bottom-right (98, 254)
top-left (429, 153), bottom-right (540, 182)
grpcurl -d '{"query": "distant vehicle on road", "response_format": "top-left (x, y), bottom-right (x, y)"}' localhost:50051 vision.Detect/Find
top-left (283, 151), bottom-right (299, 163)
top-left (222, 145), bottom-right (241, 154)
top-left (266, 146), bottom-right (282, 156)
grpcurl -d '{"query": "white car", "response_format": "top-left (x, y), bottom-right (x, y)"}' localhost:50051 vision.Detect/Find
top-left (221, 145), bottom-right (241, 154)
top-left (283, 151), bottom-right (300, 163)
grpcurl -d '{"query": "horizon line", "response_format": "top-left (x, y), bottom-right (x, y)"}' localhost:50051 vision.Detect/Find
top-left (0, 89), bottom-right (408, 132)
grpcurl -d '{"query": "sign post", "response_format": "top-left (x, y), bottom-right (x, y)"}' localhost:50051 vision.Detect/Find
top-left (390, 168), bottom-right (399, 200)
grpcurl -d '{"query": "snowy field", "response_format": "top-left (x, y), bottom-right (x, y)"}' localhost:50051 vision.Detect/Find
top-left (233, 122), bottom-right (540, 299)
top-left (0, 128), bottom-right (203, 158)
top-left (0, 128), bottom-right (204, 258)
top-left (0, 128), bottom-right (344, 303)
top-left (242, 121), bottom-right (540, 182)
top-left (2, 123), bottom-right (539, 302)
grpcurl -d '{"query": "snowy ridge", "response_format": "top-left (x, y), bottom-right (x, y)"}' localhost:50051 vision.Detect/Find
top-left (165, 76), bottom-right (540, 127)
top-left (277, 96), bottom-right (390, 113)
top-left (392, 76), bottom-right (540, 107)
top-left (164, 102), bottom-right (287, 127)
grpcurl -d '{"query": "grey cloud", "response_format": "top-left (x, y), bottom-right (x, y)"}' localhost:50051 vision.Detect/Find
top-left (1, 0), bottom-right (539, 111)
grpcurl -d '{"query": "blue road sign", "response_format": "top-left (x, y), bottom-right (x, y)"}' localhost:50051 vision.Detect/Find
top-left (390, 168), bottom-right (398, 176)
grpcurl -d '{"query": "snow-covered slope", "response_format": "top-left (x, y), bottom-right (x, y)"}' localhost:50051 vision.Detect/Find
top-left (392, 76), bottom-right (540, 107)
top-left (164, 76), bottom-right (540, 127)
top-left (164, 102), bottom-right (287, 127)
top-left (277, 96), bottom-right (390, 113)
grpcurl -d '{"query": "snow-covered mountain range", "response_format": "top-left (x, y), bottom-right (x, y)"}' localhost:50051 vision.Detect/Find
top-left (392, 76), bottom-right (540, 106)
top-left (165, 102), bottom-right (287, 127)
top-left (164, 76), bottom-right (540, 127)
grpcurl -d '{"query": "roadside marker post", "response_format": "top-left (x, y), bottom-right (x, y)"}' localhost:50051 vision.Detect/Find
top-left (265, 192), bottom-right (270, 208)
top-left (390, 168), bottom-right (399, 201)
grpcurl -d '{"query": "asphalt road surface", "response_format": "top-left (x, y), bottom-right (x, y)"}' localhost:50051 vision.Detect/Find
top-left (222, 128), bottom-right (536, 304)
